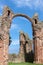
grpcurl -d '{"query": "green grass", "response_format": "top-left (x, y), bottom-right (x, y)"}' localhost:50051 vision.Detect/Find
top-left (8, 62), bottom-right (43, 65)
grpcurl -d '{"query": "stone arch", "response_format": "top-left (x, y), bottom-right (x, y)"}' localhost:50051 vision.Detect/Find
top-left (2, 6), bottom-right (34, 65)
top-left (9, 13), bottom-right (33, 47)
top-left (1, 6), bottom-right (42, 65)
top-left (9, 11), bottom-right (34, 62)
top-left (13, 14), bottom-right (33, 23)
top-left (9, 14), bottom-right (32, 62)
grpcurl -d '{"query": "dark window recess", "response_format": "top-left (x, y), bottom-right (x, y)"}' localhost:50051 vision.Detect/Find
top-left (7, 10), bottom-right (10, 16)
top-left (0, 35), bottom-right (2, 40)
top-left (35, 19), bottom-right (37, 24)
top-left (26, 41), bottom-right (28, 43)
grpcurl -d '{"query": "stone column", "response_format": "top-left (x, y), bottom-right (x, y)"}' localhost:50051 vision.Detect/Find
top-left (0, 40), bottom-right (4, 65)
top-left (33, 23), bottom-right (43, 64)
top-left (19, 31), bottom-right (26, 62)
top-left (20, 42), bottom-right (25, 62)
top-left (0, 6), bottom-right (14, 65)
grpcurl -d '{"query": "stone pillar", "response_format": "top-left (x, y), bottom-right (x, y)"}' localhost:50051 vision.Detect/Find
top-left (19, 31), bottom-right (32, 62)
top-left (20, 42), bottom-right (25, 62)
top-left (19, 31), bottom-right (26, 62)
top-left (0, 6), bottom-right (14, 65)
top-left (0, 19), bottom-right (9, 65)
top-left (0, 40), bottom-right (4, 65)
top-left (33, 23), bottom-right (43, 64)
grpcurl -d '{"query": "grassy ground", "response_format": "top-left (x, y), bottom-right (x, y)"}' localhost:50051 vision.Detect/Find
top-left (8, 62), bottom-right (43, 65)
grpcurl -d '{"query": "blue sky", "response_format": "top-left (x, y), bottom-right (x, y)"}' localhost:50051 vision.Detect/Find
top-left (0, 0), bottom-right (43, 54)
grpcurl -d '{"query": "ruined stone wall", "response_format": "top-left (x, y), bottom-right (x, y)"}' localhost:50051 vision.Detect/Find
top-left (19, 31), bottom-right (33, 62)
top-left (0, 6), bottom-right (14, 65)
top-left (0, 16), bottom-right (9, 65)
top-left (0, 6), bottom-right (43, 65)
top-left (8, 31), bottom-right (33, 63)
top-left (33, 22), bottom-right (43, 64)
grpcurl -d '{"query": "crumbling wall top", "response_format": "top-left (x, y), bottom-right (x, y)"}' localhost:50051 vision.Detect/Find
top-left (20, 31), bottom-right (32, 44)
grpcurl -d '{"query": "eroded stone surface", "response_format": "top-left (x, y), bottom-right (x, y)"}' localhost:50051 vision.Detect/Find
top-left (0, 6), bottom-right (14, 65)
top-left (0, 6), bottom-right (43, 65)
top-left (19, 31), bottom-right (32, 62)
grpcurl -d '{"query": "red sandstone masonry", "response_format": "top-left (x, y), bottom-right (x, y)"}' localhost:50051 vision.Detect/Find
top-left (0, 6), bottom-right (43, 65)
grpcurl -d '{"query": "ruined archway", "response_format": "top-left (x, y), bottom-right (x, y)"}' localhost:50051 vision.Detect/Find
top-left (0, 6), bottom-right (43, 65)
top-left (9, 16), bottom-right (33, 63)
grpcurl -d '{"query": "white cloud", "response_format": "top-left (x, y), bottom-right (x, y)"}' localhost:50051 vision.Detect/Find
top-left (10, 39), bottom-right (19, 45)
top-left (9, 39), bottom-right (20, 54)
top-left (0, 5), bottom-right (3, 10)
top-left (10, 23), bottom-right (18, 30)
top-left (12, 0), bottom-right (43, 10)
top-left (0, 4), bottom-right (5, 15)
top-left (9, 23), bottom-right (20, 54)
top-left (10, 23), bottom-right (21, 32)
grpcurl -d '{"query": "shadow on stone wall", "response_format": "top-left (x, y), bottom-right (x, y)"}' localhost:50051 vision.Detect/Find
top-left (23, 45), bottom-right (34, 63)
top-left (25, 51), bottom-right (34, 63)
